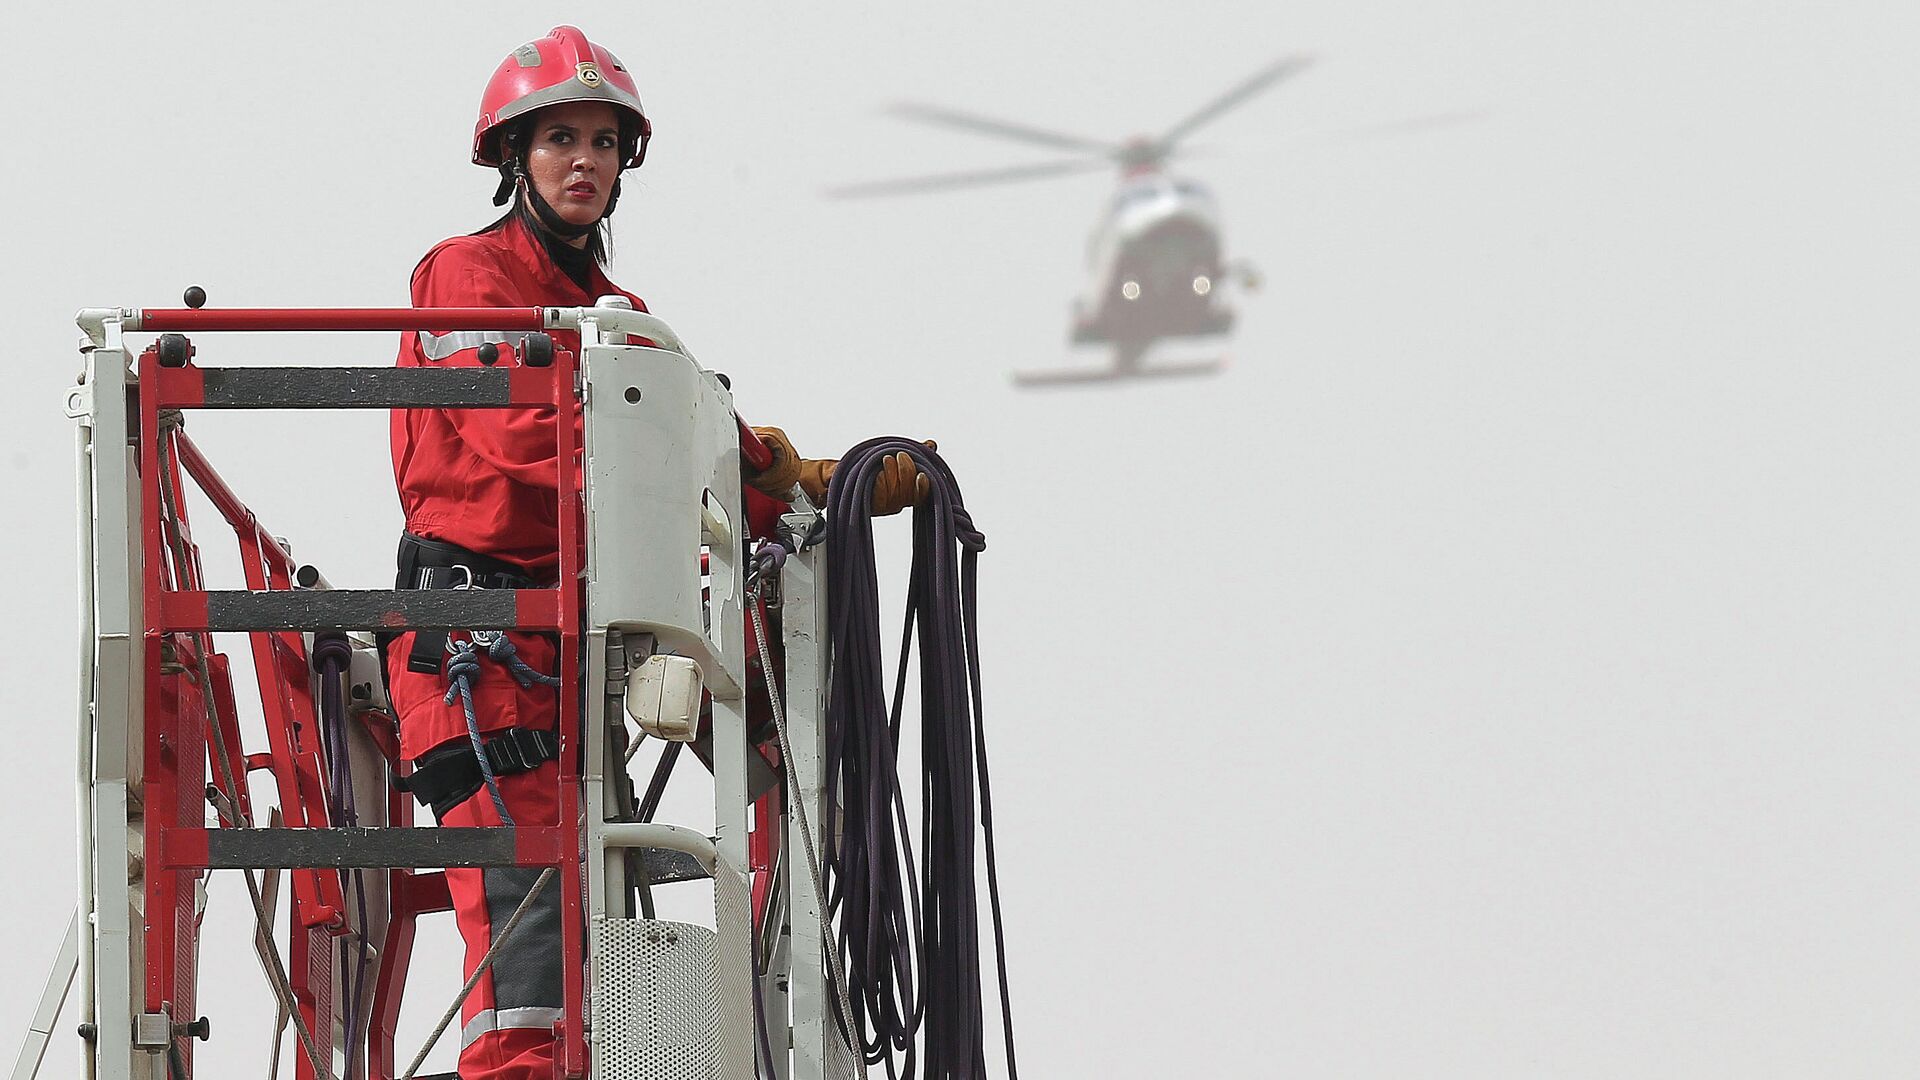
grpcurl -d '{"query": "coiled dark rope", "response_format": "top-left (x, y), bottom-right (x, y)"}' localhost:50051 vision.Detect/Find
top-left (822, 437), bottom-right (1018, 1080)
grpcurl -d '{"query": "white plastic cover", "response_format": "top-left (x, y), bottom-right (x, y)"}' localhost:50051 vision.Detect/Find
top-left (581, 341), bottom-right (746, 697)
top-left (625, 654), bottom-right (703, 742)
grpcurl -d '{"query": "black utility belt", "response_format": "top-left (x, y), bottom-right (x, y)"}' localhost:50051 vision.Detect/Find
top-left (395, 727), bottom-right (561, 822)
top-left (394, 531), bottom-right (550, 674)
top-left (395, 531), bottom-right (545, 591)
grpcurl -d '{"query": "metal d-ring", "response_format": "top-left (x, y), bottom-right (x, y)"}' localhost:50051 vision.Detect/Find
top-left (443, 567), bottom-right (503, 649)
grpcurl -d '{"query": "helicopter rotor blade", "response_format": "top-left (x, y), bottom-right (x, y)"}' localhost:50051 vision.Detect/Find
top-left (886, 102), bottom-right (1120, 154)
top-left (1313, 109), bottom-right (1487, 144)
top-left (1155, 54), bottom-right (1316, 150)
top-left (825, 158), bottom-right (1110, 199)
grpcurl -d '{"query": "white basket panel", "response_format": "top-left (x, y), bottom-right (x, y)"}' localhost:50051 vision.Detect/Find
top-left (593, 918), bottom-right (721, 1079)
top-left (714, 860), bottom-right (756, 1079)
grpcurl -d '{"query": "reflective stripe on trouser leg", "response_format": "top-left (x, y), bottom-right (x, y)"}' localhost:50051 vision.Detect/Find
top-left (460, 1007), bottom-right (567, 1050)
top-left (431, 758), bottom-right (565, 1078)
top-left (457, 865), bottom-right (566, 1049)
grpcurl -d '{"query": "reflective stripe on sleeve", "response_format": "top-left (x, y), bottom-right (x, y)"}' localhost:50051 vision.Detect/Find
top-left (419, 329), bottom-right (529, 362)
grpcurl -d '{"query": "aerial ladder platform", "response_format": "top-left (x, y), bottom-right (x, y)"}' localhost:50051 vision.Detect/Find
top-left (13, 300), bottom-right (1013, 1080)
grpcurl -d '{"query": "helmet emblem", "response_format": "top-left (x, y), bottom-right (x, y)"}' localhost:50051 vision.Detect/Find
top-left (576, 62), bottom-right (603, 88)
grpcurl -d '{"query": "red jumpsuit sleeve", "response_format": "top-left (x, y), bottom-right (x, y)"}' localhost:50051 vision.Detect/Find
top-left (409, 251), bottom-right (579, 491)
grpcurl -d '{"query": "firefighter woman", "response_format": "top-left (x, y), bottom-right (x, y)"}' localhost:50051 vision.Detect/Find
top-left (385, 25), bottom-right (923, 1079)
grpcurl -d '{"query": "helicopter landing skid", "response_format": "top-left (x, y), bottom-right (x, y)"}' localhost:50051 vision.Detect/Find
top-left (1011, 354), bottom-right (1225, 388)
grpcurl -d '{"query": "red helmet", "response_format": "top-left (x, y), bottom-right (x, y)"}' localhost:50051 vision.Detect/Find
top-left (473, 25), bottom-right (651, 170)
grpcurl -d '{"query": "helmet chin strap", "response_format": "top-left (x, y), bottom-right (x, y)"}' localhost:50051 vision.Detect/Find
top-left (523, 176), bottom-right (597, 240)
top-left (495, 158), bottom-right (613, 241)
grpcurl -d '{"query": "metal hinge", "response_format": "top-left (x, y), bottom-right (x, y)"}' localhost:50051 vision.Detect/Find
top-left (63, 382), bottom-right (93, 423)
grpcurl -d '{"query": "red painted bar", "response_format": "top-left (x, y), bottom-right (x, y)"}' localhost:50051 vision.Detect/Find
top-left (513, 588), bottom-right (566, 631)
top-left (240, 549), bottom-right (349, 933)
top-left (398, 871), bottom-right (454, 915)
top-left (155, 590), bottom-right (211, 631)
top-left (369, 898), bottom-right (418, 1080)
top-left (509, 365), bottom-right (563, 404)
top-left (737, 415), bottom-right (775, 472)
top-left (171, 432), bottom-right (299, 576)
top-left (158, 825), bottom-right (212, 869)
top-left (508, 825), bottom-right (573, 868)
top-left (138, 306), bottom-right (548, 332)
top-left (209, 656), bottom-right (258, 824)
top-left (145, 363), bottom-right (207, 407)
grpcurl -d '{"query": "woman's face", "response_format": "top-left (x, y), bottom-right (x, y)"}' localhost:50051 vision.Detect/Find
top-left (523, 101), bottom-right (622, 233)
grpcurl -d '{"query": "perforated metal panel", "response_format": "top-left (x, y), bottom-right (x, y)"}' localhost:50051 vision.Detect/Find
top-left (593, 918), bottom-right (721, 1079)
top-left (713, 861), bottom-right (756, 1079)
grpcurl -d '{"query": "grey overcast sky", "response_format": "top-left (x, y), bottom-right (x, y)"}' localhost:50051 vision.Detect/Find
top-left (4, 2), bottom-right (1919, 1076)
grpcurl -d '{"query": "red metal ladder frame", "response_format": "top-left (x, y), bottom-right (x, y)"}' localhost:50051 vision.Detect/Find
top-left (132, 308), bottom-right (589, 1079)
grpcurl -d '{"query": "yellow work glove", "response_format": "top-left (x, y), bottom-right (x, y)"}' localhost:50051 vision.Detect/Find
top-left (747, 426), bottom-right (803, 497)
top-left (796, 457), bottom-right (835, 504)
top-left (797, 442), bottom-right (937, 516)
top-left (871, 449), bottom-right (932, 515)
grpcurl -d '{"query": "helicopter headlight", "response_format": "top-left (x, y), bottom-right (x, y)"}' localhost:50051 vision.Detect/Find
top-left (1120, 280), bottom-right (1141, 301)
top-left (1192, 274), bottom-right (1212, 296)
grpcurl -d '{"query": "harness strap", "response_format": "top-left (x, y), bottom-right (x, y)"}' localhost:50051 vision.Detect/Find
top-left (380, 532), bottom-right (564, 819)
top-left (394, 727), bottom-right (562, 823)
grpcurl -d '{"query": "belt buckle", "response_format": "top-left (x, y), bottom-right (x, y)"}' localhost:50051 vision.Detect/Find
top-left (446, 566), bottom-right (503, 650)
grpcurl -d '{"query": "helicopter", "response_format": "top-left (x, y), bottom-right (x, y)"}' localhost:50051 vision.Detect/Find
top-left (829, 56), bottom-right (1315, 387)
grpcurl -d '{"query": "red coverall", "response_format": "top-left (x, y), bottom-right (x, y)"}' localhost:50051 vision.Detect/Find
top-left (388, 214), bottom-right (642, 1080)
